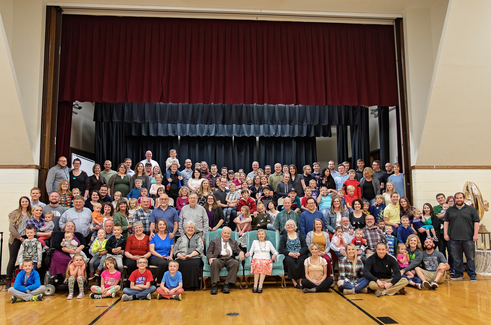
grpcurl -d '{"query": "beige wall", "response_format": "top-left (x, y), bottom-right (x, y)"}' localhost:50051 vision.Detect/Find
top-left (417, 0), bottom-right (491, 165)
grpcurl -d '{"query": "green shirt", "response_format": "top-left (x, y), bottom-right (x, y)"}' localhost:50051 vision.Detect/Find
top-left (101, 170), bottom-right (116, 183)
top-left (268, 173), bottom-right (284, 192)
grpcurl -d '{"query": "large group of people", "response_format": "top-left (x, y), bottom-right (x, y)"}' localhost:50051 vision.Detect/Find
top-left (6, 150), bottom-right (480, 303)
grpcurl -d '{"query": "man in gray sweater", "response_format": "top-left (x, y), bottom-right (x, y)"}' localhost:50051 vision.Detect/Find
top-left (45, 156), bottom-right (69, 194)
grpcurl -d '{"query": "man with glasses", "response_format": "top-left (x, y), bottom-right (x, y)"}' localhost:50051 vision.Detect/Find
top-left (300, 197), bottom-right (325, 238)
top-left (46, 156), bottom-right (70, 194)
top-left (149, 194), bottom-right (178, 239)
top-left (179, 193), bottom-right (208, 241)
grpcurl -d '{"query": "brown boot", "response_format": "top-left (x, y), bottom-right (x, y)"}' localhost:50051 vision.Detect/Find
top-left (95, 269), bottom-right (102, 277)
top-left (88, 273), bottom-right (95, 280)
top-left (398, 288), bottom-right (407, 295)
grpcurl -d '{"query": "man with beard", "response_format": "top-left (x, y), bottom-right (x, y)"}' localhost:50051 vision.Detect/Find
top-left (444, 192), bottom-right (480, 281)
top-left (415, 238), bottom-right (449, 290)
top-left (42, 192), bottom-right (66, 231)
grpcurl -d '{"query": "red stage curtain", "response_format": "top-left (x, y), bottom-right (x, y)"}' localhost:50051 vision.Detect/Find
top-left (56, 101), bottom-right (73, 161)
top-left (59, 15), bottom-right (398, 106)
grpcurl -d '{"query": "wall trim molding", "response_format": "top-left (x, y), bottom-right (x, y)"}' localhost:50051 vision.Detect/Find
top-left (0, 165), bottom-right (41, 170)
top-left (411, 165), bottom-right (491, 170)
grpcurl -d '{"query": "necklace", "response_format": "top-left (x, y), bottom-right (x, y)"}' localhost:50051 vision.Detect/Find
top-left (258, 241), bottom-right (267, 252)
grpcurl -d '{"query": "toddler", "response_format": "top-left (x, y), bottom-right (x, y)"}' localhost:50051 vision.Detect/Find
top-left (344, 185), bottom-right (357, 212)
top-left (397, 243), bottom-right (410, 269)
top-left (413, 209), bottom-right (438, 241)
top-left (90, 257), bottom-right (121, 299)
top-left (89, 228), bottom-right (108, 280)
top-left (337, 188), bottom-right (345, 208)
top-left (38, 212), bottom-right (54, 251)
top-left (157, 260), bottom-right (184, 301)
top-left (138, 188), bottom-right (151, 207)
top-left (112, 191), bottom-right (122, 209)
top-left (330, 226), bottom-right (348, 257)
top-left (62, 231), bottom-right (89, 262)
top-left (165, 149), bottom-right (183, 187)
top-left (350, 229), bottom-right (366, 256)
top-left (128, 198), bottom-right (139, 222)
top-left (66, 254), bottom-right (86, 299)
top-left (384, 226), bottom-right (395, 256)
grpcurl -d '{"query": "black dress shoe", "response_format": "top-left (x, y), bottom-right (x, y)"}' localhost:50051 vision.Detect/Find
top-left (210, 283), bottom-right (218, 295)
top-left (222, 282), bottom-right (230, 294)
top-left (258, 287), bottom-right (263, 294)
top-left (252, 287), bottom-right (258, 293)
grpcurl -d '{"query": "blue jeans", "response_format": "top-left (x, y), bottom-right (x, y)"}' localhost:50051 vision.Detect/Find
top-left (337, 277), bottom-right (369, 293)
top-left (402, 274), bottom-right (422, 284)
top-left (320, 208), bottom-right (329, 221)
top-left (123, 286), bottom-right (156, 299)
top-left (363, 198), bottom-right (376, 206)
top-left (449, 240), bottom-right (476, 278)
top-left (223, 207), bottom-right (233, 217)
top-left (166, 169), bottom-right (181, 179)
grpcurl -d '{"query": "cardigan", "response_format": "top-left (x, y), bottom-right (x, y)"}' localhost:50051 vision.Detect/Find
top-left (278, 232), bottom-right (308, 256)
top-left (305, 231), bottom-right (331, 258)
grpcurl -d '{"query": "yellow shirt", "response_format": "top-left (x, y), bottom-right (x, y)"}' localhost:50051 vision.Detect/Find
top-left (384, 204), bottom-right (400, 224)
top-left (312, 232), bottom-right (326, 251)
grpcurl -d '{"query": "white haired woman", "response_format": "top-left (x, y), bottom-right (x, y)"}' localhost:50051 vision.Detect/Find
top-left (174, 221), bottom-right (204, 290)
top-left (278, 219), bottom-right (308, 288)
top-left (245, 229), bottom-right (278, 293)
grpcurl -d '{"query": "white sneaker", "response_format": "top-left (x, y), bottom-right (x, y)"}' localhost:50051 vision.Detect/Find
top-left (146, 293), bottom-right (152, 300)
top-left (374, 289), bottom-right (385, 297)
top-left (122, 294), bottom-right (133, 301)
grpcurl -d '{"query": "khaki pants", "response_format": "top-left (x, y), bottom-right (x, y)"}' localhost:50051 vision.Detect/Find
top-left (368, 277), bottom-right (409, 296)
top-left (422, 270), bottom-right (445, 284)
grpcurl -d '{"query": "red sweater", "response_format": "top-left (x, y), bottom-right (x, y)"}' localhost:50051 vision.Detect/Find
top-left (343, 178), bottom-right (361, 198)
top-left (237, 197), bottom-right (257, 214)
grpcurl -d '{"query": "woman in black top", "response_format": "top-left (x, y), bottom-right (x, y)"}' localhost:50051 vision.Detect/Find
top-left (70, 158), bottom-right (90, 200)
top-left (88, 163), bottom-right (106, 192)
top-left (289, 164), bottom-right (305, 197)
top-left (359, 167), bottom-right (380, 206)
top-left (84, 190), bottom-right (103, 211)
top-left (318, 168), bottom-right (336, 192)
top-left (349, 199), bottom-right (366, 229)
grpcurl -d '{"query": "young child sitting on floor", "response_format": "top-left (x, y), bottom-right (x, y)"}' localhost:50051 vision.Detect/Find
top-left (9, 258), bottom-right (45, 303)
top-left (122, 257), bottom-right (156, 301)
top-left (90, 256), bottom-right (121, 299)
top-left (157, 260), bottom-right (184, 301)
top-left (66, 254), bottom-right (87, 300)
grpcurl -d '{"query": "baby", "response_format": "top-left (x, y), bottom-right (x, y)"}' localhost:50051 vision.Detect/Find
top-left (38, 212), bottom-right (54, 251)
top-left (62, 232), bottom-right (89, 262)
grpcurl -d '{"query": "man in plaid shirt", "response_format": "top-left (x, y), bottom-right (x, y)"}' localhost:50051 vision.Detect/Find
top-left (274, 197), bottom-right (299, 234)
top-left (363, 215), bottom-right (387, 255)
top-left (134, 197), bottom-right (153, 236)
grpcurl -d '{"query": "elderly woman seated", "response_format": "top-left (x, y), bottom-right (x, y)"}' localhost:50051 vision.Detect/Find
top-left (245, 229), bottom-right (278, 293)
top-left (124, 221), bottom-right (151, 276)
top-left (278, 219), bottom-right (308, 289)
top-left (173, 221), bottom-right (204, 290)
top-left (49, 221), bottom-right (86, 276)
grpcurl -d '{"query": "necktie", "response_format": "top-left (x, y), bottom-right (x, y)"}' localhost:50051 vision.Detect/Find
top-left (224, 241), bottom-right (230, 257)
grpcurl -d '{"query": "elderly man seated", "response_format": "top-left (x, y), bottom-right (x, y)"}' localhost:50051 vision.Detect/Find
top-left (206, 227), bottom-right (244, 295)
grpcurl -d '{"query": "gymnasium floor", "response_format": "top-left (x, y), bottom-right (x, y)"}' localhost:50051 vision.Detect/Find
top-left (2, 275), bottom-right (490, 325)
